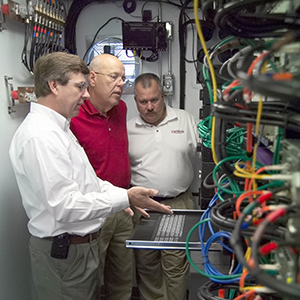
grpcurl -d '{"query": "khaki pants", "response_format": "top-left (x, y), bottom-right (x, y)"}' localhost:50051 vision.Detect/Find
top-left (29, 235), bottom-right (100, 300)
top-left (99, 210), bottom-right (133, 300)
top-left (134, 190), bottom-right (195, 300)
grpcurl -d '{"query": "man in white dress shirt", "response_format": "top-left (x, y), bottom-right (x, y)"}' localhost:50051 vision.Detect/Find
top-left (9, 53), bottom-right (172, 300)
top-left (127, 73), bottom-right (199, 300)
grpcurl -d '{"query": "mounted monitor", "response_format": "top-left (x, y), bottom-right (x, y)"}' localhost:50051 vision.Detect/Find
top-left (122, 21), bottom-right (167, 51)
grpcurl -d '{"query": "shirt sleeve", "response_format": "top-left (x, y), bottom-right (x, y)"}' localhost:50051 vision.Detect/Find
top-left (18, 131), bottom-right (129, 223)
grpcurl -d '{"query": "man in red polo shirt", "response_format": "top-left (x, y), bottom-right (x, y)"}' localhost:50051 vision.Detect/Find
top-left (70, 53), bottom-right (133, 300)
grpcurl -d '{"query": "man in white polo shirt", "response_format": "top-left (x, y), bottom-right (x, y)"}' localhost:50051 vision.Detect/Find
top-left (127, 73), bottom-right (199, 300)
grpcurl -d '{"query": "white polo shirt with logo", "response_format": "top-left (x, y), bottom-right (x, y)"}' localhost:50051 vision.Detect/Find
top-left (127, 105), bottom-right (199, 197)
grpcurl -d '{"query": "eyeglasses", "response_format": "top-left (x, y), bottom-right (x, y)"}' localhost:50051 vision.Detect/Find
top-left (68, 80), bottom-right (87, 92)
top-left (94, 72), bottom-right (126, 83)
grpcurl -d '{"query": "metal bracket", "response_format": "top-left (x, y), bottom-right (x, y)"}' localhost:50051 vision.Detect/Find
top-left (4, 75), bottom-right (15, 114)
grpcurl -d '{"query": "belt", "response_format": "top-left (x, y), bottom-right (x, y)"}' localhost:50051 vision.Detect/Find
top-left (151, 191), bottom-right (185, 202)
top-left (45, 230), bottom-right (101, 245)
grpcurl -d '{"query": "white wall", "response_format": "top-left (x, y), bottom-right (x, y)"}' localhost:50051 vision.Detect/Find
top-left (0, 1), bottom-right (202, 299)
top-left (75, 1), bottom-right (201, 118)
top-left (0, 7), bottom-right (36, 300)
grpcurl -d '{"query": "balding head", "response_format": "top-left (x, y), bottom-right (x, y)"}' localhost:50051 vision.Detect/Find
top-left (88, 54), bottom-right (125, 114)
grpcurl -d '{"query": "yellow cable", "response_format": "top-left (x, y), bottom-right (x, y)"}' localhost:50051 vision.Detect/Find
top-left (133, 50), bottom-right (142, 60)
top-left (194, 0), bottom-right (218, 165)
top-left (235, 162), bottom-right (254, 175)
top-left (251, 62), bottom-right (267, 174)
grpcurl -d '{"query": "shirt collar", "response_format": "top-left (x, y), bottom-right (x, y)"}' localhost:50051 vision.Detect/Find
top-left (81, 99), bottom-right (115, 118)
top-left (31, 102), bottom-right (70, 131)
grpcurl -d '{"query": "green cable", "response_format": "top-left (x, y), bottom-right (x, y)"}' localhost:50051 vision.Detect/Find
top-left (212, 156), bottom-right (251, 195)
top-left (273, 127), bottom-right (283, 166)
top-left (185, 218), bottom-right (241, 280)
top-left (229, 288), bottom-right (236, 300)
top-left (198, 118), bottom-right (247, 156)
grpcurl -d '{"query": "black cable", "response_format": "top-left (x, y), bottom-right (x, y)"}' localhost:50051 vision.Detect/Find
top-left (214, 0), bottom-right (300, 39)
top-left (65, 0), bottom-right (99, 54)
top-left (250, 206), bottom-right (300, 299)
top-left (29, 24), bottom-right (37, 73)
top-left (134, 50), bottom-right (159, 63)
top-left (178, 0), bottom-right (191, 109)
top-left (212, 102), bottom-right (300, 132)
top-left (65, 0), bottom-right (189, 55)
top-left (82, 17), bottom-right (125, 63)
top-left (21, 20), bottom-right (33, 73)
top-left (197, 281), bottom-right (240, 300)
top-left (197, 280), bottom-right (283, 300)
top-left (210, 198), bottom-right (286, 240)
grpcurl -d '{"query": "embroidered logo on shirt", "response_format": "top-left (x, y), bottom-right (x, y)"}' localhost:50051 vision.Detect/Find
top-left (171, 130), bottom-right (184, 134)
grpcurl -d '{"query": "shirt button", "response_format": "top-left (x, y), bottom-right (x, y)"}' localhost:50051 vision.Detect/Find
top-left (108, 128), bottom-right (111, 131)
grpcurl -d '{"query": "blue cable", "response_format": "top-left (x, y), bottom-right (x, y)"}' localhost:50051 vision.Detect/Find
top-left (198, 193), bottom-right (243, 284)
top-left (202, 231), bottom-right (243, 283)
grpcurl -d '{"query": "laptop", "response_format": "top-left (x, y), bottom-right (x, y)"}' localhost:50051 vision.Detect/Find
top-left (126, 209), bottom-right (222, 251)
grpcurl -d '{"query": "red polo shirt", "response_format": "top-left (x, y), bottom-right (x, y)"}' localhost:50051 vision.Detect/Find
top-left (70, 99), bottom-right (131, 188)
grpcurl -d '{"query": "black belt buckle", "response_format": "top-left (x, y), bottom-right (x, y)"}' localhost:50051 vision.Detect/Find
top-left (50, 233), bottom-right (71, 259)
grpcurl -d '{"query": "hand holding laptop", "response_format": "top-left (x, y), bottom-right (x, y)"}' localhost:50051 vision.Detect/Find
top-left (127, 187), bottom-right (173, 218)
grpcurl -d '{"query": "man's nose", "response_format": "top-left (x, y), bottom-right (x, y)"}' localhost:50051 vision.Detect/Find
top-left (82, 88), bottom-right (90, 99)
top-left (146, 102), bottom-right (154, 110)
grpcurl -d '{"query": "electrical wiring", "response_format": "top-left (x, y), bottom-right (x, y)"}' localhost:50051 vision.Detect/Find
top-left (21, 18), bottom-right (34, 73)
top-left (235, 190), bottom-right (271, 218)
top-left (182, 17), bottom-right (209, 84)
top-left (249, 206), bottom-right (300, 299)
top-left (197, 281), bottom-right (240, 300)
top-left (65, 0), bottom-right (97, 54)
top-left (233, 170), bottom-right (292, 182)
top-left (230, 191), bottom-right (294, 279)
top-left (198, 116), bottom-right (247, 156)
top-left (201, 231), bottom-right (243, 284)
top-left (212, 156), bottom-right (255, 196)
top-left (245, 164), bottom-right (289, 192)
top-left (214, 0), bottom-right (300, 39)
top-left (186, 218), bottom-right (242, 282)
top-left (194, 0), bottom-right (218, 165)
top-left (132, 49), bottom-right (159, 62)
top-left (212, 102), bottom-right (300, 132)
top-left (82, 17), bottom-right (125, 63)
top-left (195, 3), bottom-right (300, 298)
top-left (204, 38), bottom-right (254, 83)
top-left (236, 31), bottom-right (300, 105)
top-left (197, 281), bottom-right (280, 300)
top-left (20, 1), bottom-right (68, 73)
top-left (210, 197), bottom-right (286, 241)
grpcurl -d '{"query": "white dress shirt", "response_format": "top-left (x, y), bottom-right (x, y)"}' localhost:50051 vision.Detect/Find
top-left (9, 103), bottom-right (129, 238)
top-left (127, 105), bottom-right (199, 197)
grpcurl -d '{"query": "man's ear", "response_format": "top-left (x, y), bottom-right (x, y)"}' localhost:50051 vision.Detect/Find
top-left (48, 80), bottom-right (59, 95)
top-left (88, 71), bottom-right (97, 87)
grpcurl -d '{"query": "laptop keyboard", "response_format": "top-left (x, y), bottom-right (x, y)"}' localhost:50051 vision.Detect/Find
top-left (154, 214), bottom-right (186, 241)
